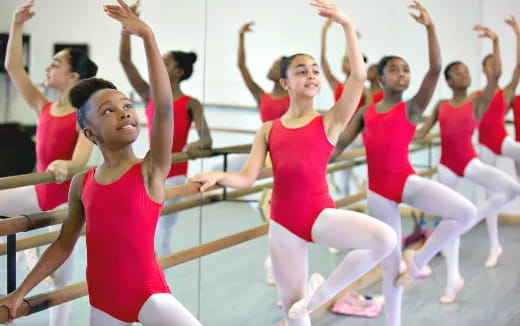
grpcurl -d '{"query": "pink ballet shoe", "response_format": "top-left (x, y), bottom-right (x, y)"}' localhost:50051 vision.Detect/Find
top-left (417, 264), bottom-right (432, 278)
top-left (395, 250), bottom-right (416, 286)
top-left (265, 275), bottom-right (276, 286)
top-left (288, 273), bottom-right (325, 319)
top-left (439, 278), bottom-right (465, 304)
top-left (331, 291), bottom-right (384, 318)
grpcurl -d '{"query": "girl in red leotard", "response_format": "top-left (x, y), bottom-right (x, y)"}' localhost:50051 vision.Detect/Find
top-left (475, 15), bottom-right (520, 177)
top-left (238, 22), bottom-right (290, 122)
top-left (1, 1), bottom-right (97, 325)
top-left (191, 2), bottom-right (396, 325)
top-left (0, 2), bottom-right (201, 325)
top-left (119, 1), bottom-right (212, 258)
top-left (331, 2), bottom-right (477, 325)
top-left (417, 25), bottom-right (520, 303)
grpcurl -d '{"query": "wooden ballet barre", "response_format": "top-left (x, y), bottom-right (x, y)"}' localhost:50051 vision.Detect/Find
top-left (0, 143), bottom-right (251, 191)
top-left (0, 165), bottom-right (439, 256)
top-left (0, 166), bottom-right (440, 322)
top-left (0, 138), bottom-right (439, 237)
top-left (0, 223), bottom-right (270, 323)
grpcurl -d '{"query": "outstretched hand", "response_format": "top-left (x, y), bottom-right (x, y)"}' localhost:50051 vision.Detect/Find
top-left (473, 24), bottom-right (497, 40)
top-left (0, 291), bottom-right (24, 324)
top-left (505, 14), bottom-right (520, 35)
top-left (188, 172), bottom-right (223, 192)
top-left (104, 0), bottom-right (150, 38)
top-left (239, 22), bottom-right (254, 35)
top-left (13, 0), bottom-right (35, 24)
top-left (311, 0), bottom-right (351, 26)
top-left (408, 1), bottom-right (432, 27)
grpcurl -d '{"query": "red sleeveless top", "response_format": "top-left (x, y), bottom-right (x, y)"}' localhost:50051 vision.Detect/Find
top-left (478, 89), bottom-right (508, 154)
top-left (259, 93), bottom-right (290, 122)
top-left (513, 95), bottom-right (520, 142)
top-left (35, 103), bottom-right (78, 210)
top-left (269, 115), bottom-right (335, 241)
top-left (334, 83), bottom-right (365, 112)
top-left (438, 100), bottom-right (478, 176)
top-left (372, 90), bottom-right (384, 104)
top-left (82, 163), bottom-right (170, 322)
top-left (362, 102), bottom-right (416, 202)
top-left (146, 96), bottom-right (192, 177)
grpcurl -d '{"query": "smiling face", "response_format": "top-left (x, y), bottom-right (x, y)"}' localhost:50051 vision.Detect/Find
top-left (83, 89), bottom-right (140, 147)
top-left (380, 57), bottom-right (411, 92)
top-left (280, 55), bottom-right (321, 98)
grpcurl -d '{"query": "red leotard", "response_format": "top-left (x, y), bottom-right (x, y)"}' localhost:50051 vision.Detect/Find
top-left (334, 83), bottom-right (365, 112)
top-left (478, 89), bottom-right (508, 154)
top-left (438, 100), bottom-right (478, 176)
top-left (82, 163), bottom-right (170, 322)
top-left (269, 115), bottom-right (335, 241)
top-left (146, 96), bottom-right (192, 177)
top-left (513, 95), bottom-right (520, 142)
top-left (362, 102), bottom-right (416, 203)
top-left (259, 93), bottom-right (290, 122)
top-left (35, 103), bottom-right (78, 210)
top-left (372, 90), bottom-right (384, 104)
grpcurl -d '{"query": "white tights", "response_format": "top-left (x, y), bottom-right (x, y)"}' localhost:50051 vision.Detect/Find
top-left (481, 137), bottom-right (520, 182)
top-left (269, 208), bottom-right (397, 326)
top-left (438, 159), bottom-right (520, 293)
top-left (89, 293), bottom-right (201, 326)
top-left (154, 175), bottom-right (186, 258)
top-left (0, 185), bottom-right (73, 326)
top-left (367, 175), bottom-right (476, 326)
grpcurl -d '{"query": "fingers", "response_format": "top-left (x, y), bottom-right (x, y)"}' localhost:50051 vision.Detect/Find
top-left (116, 0), bottom-right (132, 12)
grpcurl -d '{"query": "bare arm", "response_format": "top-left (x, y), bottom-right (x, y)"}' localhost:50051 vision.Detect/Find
top-left (474, 26), bottom-right (502, 120)
top-left (320, 1), bottom-right (366, 142)
top-left (415, 100), bottom-right (441, 139)
top-left (46, 128), bottom-right (94, 183)
top-left (320, 19), bottom-right (340, 91)
top-left (185, 98), bottom-right (213, 154)
top-left (237, 22), bottom-right (264, 104)
top-left (330, 106), bottom-right (366, 162)
top-left (0, 172), bottom-right (86, 323)
top-left (106, 0), bottom-right (173, 199)
top-left (406, 1), bottom-right (442, 124)
top-left (189, 122), bottom-right (271, 191)
top-left (120, 33), bottom-right (151, 103)
top-left (503, 15), bottom-right (520, 106)
top-left (5, 0), bottom-right (48, 113)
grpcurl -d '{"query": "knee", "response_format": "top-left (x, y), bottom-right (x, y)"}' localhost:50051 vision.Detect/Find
top-left (374, 223), bottom-right (398, 258)
top-left (456, 200), bottom-right (477, 230)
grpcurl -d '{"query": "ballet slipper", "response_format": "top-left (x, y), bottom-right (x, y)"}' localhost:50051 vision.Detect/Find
top-left (265, 275), bottom-right (276, 286)
top-left (440, 278), bottom-right (465, 304)
top-left (288, 273), bottom-right (325, 319)
top-left (328, 247), bottom-right (340, 254)
top-left (485, 246), bottom-right (503, 268)
top-left (417, 264), bottom-right (432, 278)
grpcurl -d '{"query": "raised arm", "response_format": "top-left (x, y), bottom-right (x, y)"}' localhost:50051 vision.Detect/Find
top-left (329, 106), bottom-right (366, 162)
top-left (185, 98), bottom-right (213, 155)
top-left (406, 1), bottom-right (441, 124)
top-left (0, 172), bottom-right (86, 323)
top-left (119, 1), bottom-right (151, 104)
top-left (189, 122), bottom-right (270, 191)
top-left (415, 100), bottom-right (441, 139)
top-left (320, 19), bottom-right (341, 91)
top-left (105, 0), bottom-right (173, 180)
top-left (319, 0), bottom-right (367, 142)
top-left (5, 0), bottom-right (48, 113)
top-left (503, 15), bottom-right (520, 106)
top-left (237, 22), bottom-right (265, 104)
top-left (474, 25), bottom-right (502, 120)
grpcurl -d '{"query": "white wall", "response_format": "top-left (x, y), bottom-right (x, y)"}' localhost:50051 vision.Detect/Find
top-left (1, 0), bottom-right (517, 126)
